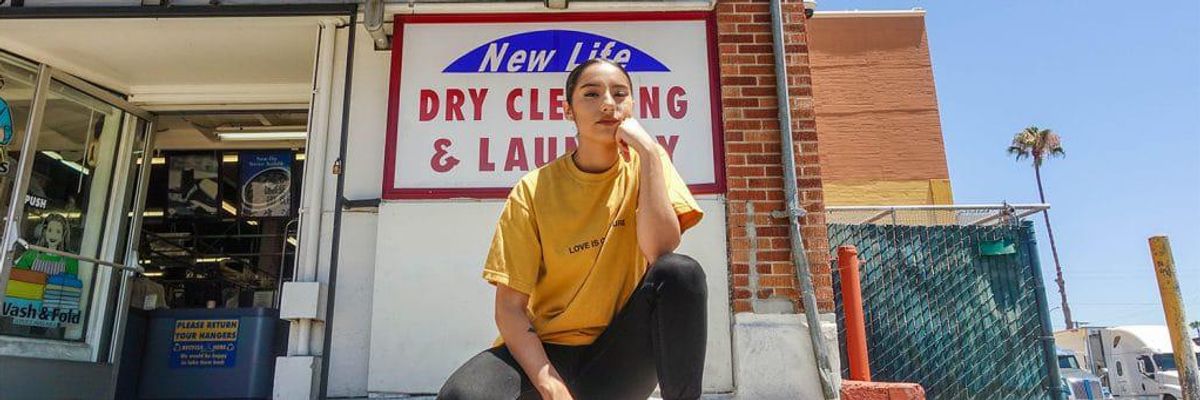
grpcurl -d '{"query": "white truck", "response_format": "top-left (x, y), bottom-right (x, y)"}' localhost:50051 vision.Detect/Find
top-left (1056, 326), bottom-right (1200, 400)
top-left (1059, 347), bottom-right (1114, 399)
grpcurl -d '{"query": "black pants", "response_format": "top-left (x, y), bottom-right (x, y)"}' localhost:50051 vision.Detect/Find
top-left (438, 253), bottom-right (708, 400)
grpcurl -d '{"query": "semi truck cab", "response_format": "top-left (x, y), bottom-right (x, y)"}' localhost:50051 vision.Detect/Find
top-left (1056, 326), bottom-right (1199, 400)
top-left (1059, 348), bottom-right (1113, 400)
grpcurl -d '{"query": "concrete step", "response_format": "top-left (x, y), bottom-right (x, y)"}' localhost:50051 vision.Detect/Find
top-left (354, 394), bottom-right (735, 400)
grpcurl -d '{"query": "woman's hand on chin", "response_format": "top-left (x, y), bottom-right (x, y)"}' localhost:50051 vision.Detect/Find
top-left (616, 118), bottom-right (656, 159)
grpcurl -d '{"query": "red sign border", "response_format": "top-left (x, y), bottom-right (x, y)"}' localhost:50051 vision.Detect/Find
top-left (383, 11), bottom-right (727, 200)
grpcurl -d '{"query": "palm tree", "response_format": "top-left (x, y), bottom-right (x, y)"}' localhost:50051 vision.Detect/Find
top-left (1190, 320), bottom-right (1200, 338)
top-left (1009, 126), bottom-right (1071, 328)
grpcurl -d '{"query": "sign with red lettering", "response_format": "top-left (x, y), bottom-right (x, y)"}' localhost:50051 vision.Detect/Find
top-left (384, 12), bottom-right (725, 199)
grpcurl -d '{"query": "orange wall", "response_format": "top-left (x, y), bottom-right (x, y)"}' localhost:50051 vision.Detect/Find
top-left (807, 13), bottom-right (953, 205)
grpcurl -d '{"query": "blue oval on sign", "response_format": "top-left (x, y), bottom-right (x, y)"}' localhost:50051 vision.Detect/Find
top-left (442, 30), bottom-right (670, 73)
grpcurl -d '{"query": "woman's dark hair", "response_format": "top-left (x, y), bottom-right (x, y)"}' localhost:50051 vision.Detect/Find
top-left (564, 58), bottom-right (633, 106)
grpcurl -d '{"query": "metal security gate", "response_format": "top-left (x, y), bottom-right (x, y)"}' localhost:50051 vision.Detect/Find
top-left (827, 205), bottom-right (1061, 400)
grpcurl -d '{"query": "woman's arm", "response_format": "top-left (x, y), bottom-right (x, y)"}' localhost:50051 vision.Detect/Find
top-left (495, 284), bottom-right (574, 400)
top-left (619, 119), bottom-right (682, 264)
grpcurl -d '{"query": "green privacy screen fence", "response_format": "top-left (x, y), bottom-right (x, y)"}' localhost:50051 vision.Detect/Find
top-left (827, 206), bottom-right (1061, 400)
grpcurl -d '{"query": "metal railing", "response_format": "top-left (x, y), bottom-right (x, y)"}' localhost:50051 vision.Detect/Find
top-left (15, 238), bottom-right (143, 274)
top-left (826, 203), bottom-right (1049, 227)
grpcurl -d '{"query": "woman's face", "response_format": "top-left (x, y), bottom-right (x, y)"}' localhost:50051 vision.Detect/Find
top-left (565, 63), bottom-right (634, 145)
top-left (44, 220), bottom-right (64, 248)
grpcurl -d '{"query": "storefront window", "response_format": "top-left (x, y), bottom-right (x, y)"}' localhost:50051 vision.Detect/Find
top-left (0, 52), bottom-right (44, 339)
top-left (1, 78), bottom-right (127, 341)
top-left (0, 52), bottom-right (38, 249)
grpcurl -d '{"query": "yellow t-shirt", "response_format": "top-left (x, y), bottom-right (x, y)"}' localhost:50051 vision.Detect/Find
top-left (482, 145), bottom-right (703, 346)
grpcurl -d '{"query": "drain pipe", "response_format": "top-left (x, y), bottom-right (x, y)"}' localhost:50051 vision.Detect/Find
top-left (364, 0), bottom-right (390, 50)
top-left (292, 18), bottom-right (339, 357)
top-left (317, 8), bottom-right (358, 398)
top-left (767, 0), bottom-right (839, 399)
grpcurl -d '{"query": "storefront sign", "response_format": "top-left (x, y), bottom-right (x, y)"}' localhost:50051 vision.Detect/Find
top-left (239, 151), bottom-right (292, 217)
top-left (2, 269), bottom-right (83, 328)
top-left (384, 13), bottom-right (724, 199)
top-left (169, 319), bottom-right (239, 368)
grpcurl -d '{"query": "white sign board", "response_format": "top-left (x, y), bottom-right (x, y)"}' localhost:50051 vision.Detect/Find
top-left (384, 13), bottom-right (724, 199)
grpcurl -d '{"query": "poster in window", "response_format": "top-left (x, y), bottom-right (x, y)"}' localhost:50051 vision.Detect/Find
top-left (167, 152), bottom-right (220, 218)
top-left (1, 74), bottom-right (14, 146)
top-left (2, 212), bottom-right (84, 329)
top-left (239, 151), bottom-right (292, 217)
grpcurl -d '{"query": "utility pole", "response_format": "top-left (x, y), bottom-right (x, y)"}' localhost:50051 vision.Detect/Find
top-left (1149, 236), bottom-right (1200, 400)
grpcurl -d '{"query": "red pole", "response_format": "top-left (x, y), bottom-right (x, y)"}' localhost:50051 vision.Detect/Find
top-left (838, 245), bottom-right (871, 381)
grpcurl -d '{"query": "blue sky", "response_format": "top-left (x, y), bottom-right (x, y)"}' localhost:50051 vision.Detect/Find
top-left (817, 1), bottom-right (1200, 330)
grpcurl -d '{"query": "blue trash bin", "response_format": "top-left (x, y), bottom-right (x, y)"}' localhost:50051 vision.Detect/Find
top-left (139, 307), bottom-right (284, 399)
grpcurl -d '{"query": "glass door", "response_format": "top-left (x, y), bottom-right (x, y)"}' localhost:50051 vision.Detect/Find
top-left (0, 52), bottom-right (154, 362)
top-left (0, 52), bottom-right (38, 258)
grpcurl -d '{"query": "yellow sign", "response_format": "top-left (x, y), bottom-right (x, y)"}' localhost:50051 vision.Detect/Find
top-left (173, 319), bottom-right (239, 342)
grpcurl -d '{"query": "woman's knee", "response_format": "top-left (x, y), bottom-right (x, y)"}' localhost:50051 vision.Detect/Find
top-left (437, 380), bottom-right (481, 400)
top-left (648, 253), bottom-right (707, 297)
top-left (437, 350), bottom-right (525, 400)
top-left (438, 370), bottom-right (521, 400)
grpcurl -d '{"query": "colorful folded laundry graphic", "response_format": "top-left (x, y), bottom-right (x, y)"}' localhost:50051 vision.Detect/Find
top-left (44, 274), bottom-right (83, 312)
top-left (31, 257), bottom-right (68, 276)
top-left (4, 268), bottom-right (48, 300)
top-left (4, 252), bottom-right (85, 328)
top-left (5, 280), bottom-right (45, 300)
top-left (9, 268), bottom-right (48, 285)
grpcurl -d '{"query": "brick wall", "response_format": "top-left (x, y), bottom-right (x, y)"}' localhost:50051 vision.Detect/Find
top-left (807, 13), bottom-right (953, 206)
top-left (715, 0), bottom-right (833, 313)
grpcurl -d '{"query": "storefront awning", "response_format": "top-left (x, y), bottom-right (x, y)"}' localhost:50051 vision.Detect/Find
top-left (0, 15), bottom-right (336, 106)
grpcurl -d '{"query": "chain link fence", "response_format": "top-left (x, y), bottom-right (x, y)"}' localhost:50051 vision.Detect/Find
top-left (827, 205), bottom-right (1060, 400)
